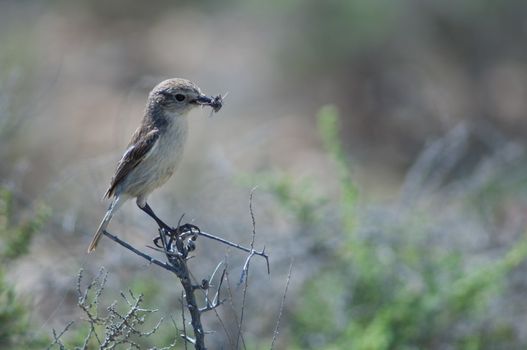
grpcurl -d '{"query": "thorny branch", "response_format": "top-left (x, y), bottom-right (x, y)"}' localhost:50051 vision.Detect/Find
top-left (99, 192), bottom-right (270, 350)
top-left (48, 192), bottom-right (276, 349)
top-left (195, 231), bottom-right (270, 274)
top-left (48, 268), bottom-right (175, 350)
top-left (236, 188), bottom-right (258, 349)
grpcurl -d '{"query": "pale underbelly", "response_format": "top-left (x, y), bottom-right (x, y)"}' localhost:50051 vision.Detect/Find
top-left (114, 116), bottom-right (188, 199)
top-left (117, 146), bottom-right (184, 197)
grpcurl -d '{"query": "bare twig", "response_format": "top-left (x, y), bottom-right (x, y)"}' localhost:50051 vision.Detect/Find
top-left (180, 294), bottom-right (189, 350)
top-left (76, 268), bottom-right (106, 346)
top-left (80, 325), bottom-right (94, 350)
top-left (47, 321), bottom-right (73, 350)
top-left (102, 230), bottom-right (177, 272)
top-left (197, 258), bottom-right (235, 348)
top-left (197, 230), bottom-right (270, 273)
top-left (50, 268), bottom-right (169, 350)
top-left (170, 316), bottom-right (182, 349)
top-left (185, 265), bottom-right (231, 349)
top-left (236, 188), bottom-right (258, 349)
top-left (225, 271), bottom-right (247, 350)
top-left (203, 261), bottom-right (225, 307)
top-left (271, 260), bottom-right (294, 350)
top-left (239, 251), bottom-right (256, 286)
top-left (199, 268), bottom-right (226, 313)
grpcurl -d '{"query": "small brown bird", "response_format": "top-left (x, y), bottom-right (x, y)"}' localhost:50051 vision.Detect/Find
top-left (87, 78), bottom-right (222, 253)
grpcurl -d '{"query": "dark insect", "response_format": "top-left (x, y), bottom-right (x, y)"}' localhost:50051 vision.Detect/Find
top-left (210, 94), bottom-right (223, 113)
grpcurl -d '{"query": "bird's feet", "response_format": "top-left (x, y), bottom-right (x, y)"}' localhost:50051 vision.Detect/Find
top-left (153, 223), bottom-right (201, 251)
top-left (171, 223), bottom-right (200, 238)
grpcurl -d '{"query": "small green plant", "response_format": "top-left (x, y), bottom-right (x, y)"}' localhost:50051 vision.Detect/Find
top-left (238, 171), bottom-right (326, 225)
top-left (317, 105), bottom-right (359, 234)
top-left (0, 188), bottom-right (50, 349)
top-left (0, 189), bottom-right (50, 261)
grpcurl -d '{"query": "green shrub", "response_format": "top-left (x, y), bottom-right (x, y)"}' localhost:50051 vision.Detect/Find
top-left (0, 188), bottom-right (50, 349)
top-left (287, 106), bottom-right (527, 349)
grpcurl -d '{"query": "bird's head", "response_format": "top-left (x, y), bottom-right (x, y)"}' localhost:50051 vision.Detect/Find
top-left (150, 78), bottom-right (221, 115)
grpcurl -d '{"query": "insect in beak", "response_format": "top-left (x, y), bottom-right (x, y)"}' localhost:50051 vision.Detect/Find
top-left (193, 94), bottom-right (224, 113)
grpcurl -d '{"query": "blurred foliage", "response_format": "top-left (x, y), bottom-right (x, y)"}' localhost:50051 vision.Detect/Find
top-left (0, 188), bottom-right (50, 349)
top-left (2, 0), bottom-right (527, 348)
top-left (265, 0), bottom-right (527, 169)
top-left (317, 105), bottom-right (359, 234)
top-left (0, 190), bottom-right (51, 261)
top-left (238, 171), bottom-right (327, 225)
top-left (0, 25), bottom-right (37, 152)
top-left (277, 0), bottom-right (403, 72)
top-left (285, 107), bottom-right (527, 349)
top-left (268, 0), bottom-right (527, 91)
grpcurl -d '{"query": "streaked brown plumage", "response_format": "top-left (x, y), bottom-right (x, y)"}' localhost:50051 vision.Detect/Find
top-left (87, 78), bottom-right (221, 253)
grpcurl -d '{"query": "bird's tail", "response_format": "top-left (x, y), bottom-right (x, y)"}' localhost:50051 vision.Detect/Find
top-left (87, 196), bottom-right (123, 253)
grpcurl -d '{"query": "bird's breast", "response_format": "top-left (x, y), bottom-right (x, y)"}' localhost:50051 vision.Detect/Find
top-left (148, 116), bottom-right (189, 174)
top-left (122, 116), bottom-right (189, 196)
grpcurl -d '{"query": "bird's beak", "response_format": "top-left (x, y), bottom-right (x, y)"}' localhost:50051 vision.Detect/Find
top-left (192, 94), bottom-right (214, 106)
top-left (192, 93), bottom-right (223, 113)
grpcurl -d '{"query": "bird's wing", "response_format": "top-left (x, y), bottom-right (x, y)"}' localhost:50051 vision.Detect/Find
top-left (104, 128), bottom-right (160, 198)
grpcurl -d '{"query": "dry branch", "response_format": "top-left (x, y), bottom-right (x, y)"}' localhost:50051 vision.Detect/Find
top-left (100, 211), bottom-right (269, 350)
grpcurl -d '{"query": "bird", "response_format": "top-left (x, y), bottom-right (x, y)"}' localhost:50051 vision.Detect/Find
top-left (87, 78), bottom-right (222, 253)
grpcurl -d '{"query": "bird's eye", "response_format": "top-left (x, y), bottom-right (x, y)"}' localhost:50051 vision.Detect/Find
top-left (175, 94), bottom-right (186, 102)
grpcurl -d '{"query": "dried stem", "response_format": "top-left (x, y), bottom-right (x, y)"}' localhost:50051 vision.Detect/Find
top-left (271, 260), bottom-right (294, 350)
top-left (96, 190), bottom-right (271, 350)
top-left (197, 230), bottom-right (270, 274)
top-left (102, 230), bottom-right (176, 272)
top-left (54, 268), bottom-right (168, 350)
top-left (47, 321), bottom-right (73, 350)
top-left (180, 295), bottom-right (189, 350)
top-left (225, 271), bottom-right (247, 350)
top-left (236, 189), bottom-right (258, 349)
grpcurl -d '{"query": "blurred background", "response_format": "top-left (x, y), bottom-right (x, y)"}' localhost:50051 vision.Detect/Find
top-left (2, 0), bottom-right (527, 349)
